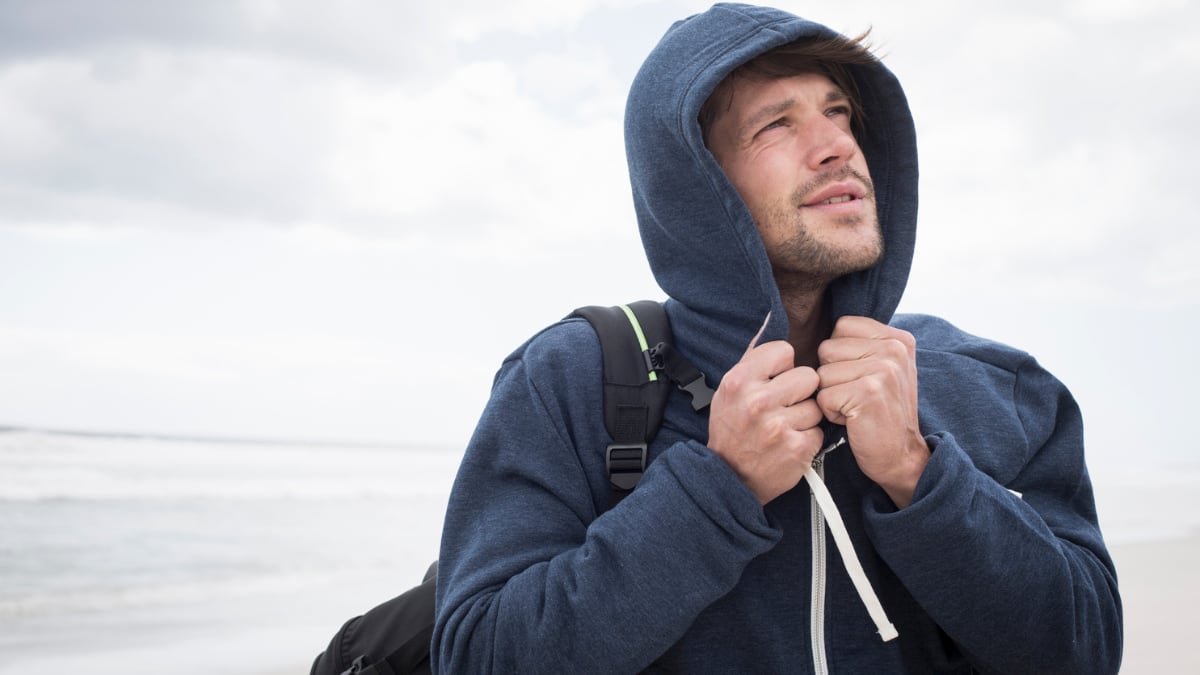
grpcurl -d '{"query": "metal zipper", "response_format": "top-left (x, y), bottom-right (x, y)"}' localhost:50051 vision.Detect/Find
top-left (810, 454), bottom-right (828, 675)
top-left (809, 435), bottom-right (845, 675)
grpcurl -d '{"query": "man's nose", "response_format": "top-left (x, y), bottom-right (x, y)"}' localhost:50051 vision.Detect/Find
top-left (804, 117), bottom-right (858, 170)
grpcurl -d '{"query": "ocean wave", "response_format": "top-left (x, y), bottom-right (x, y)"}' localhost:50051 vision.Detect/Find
top-left (0, 429), bottom-right (463, 501)
top-left (0, 479), bottom-right (455, 502)
top-left (0, 567), bottom-right (372, 619)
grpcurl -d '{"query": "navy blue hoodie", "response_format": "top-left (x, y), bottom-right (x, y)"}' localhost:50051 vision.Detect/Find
top-left (433, 4), bottom-right (1122, 673)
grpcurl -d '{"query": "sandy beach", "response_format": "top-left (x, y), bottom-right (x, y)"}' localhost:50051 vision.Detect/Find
top-left (1108, 532), bottom-right (1200, 673)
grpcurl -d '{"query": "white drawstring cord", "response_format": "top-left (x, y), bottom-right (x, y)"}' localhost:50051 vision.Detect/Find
top-left (805, 441), bottom-right (899, 642)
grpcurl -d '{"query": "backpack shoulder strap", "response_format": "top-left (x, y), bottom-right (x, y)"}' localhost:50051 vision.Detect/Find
top-left (570, 301), bottom-right (712, 507)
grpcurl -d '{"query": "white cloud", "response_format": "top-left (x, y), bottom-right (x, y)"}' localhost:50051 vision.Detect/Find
top-left (443, 0), bottom-right (659, 41)
top-left (0, 0), bottom-right (636, 253)
top-left (327, 54), bottom-right (631, 253)
top-left (1141, 236), bottom-right (1200, 307)
top-left (1066, 0), bottom-right (1189, 22)
top-left (0, 49), bottom-right (340, 227)
top-left (879, 0), bottom-right (1200, 312)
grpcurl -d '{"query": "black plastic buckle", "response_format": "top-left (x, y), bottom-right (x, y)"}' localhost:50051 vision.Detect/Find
top-left (644, 345), bottom-right (665, 373)
top-left (606, 443), bottom-right (647, 492)
top-left (679, 376), bottom-right (713, 411)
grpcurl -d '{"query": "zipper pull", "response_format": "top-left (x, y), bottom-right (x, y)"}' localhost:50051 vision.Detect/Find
top-left (814, 436), bottom-right (846, 466)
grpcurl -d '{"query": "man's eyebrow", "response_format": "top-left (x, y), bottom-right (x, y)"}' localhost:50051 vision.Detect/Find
top-left (736, 98), bottom-right (795, 142)
top-left (826, 87), bottom-right (850, 104)
top-left (733, 87), bottom-right (851, 142)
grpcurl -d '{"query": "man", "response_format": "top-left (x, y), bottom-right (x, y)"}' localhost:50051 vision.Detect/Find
top-left (432, 3), bottom-right (1122, 673)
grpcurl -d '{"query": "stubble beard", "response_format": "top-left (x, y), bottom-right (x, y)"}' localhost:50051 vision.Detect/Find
top-left (765, 165), bottom-right (884, 294)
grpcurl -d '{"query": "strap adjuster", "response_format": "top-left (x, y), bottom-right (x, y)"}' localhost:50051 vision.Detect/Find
top-left (648, 342), bottom-right (713, 411)
top-left (606, 443), bottom-right (647, 492)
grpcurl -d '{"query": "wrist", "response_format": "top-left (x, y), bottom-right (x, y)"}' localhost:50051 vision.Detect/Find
top-left (878, 437), bottom-right (930, 509)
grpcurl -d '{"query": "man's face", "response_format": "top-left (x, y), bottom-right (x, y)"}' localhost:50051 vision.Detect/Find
top-left (706, 72), bottom-right (882, 284)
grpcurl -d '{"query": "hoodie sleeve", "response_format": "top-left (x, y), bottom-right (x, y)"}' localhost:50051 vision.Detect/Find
top-left (431, 325), bottom-right (780, 674)
top-left (862, 355), bottom-right (1123, 674)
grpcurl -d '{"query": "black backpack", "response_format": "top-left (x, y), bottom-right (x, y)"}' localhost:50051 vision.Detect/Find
top-left (310, 301), bottom-right (712, 675)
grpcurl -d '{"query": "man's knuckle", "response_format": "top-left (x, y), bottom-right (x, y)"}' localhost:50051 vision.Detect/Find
top-left (746, 389), bottom-right (774, 416)
top-left (815, 388), bottom-right (834, 408)
top-left (722, 369), bottom-right (748, 394)
top-left (816, 341), bottom-right (835, 362)
top-left (880, 337), bottom-right (905, 359)
top-left (862, 374), bottom-right (886, 397)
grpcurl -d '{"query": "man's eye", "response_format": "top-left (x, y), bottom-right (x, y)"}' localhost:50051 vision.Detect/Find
top-left (759, 118), bottom-right (786, 134)
top-left (827, 105), bottom-right (851, 119)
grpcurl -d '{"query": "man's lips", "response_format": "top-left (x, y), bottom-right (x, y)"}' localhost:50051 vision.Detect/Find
top-left (801, 181), bottom-right (868, 207)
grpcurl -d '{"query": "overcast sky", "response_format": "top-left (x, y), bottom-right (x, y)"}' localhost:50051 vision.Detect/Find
top-left (1, 0), bottom-right (1196, 474)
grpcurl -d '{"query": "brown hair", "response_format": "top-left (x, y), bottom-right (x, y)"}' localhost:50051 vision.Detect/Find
top-left (700, 30), bottom-right (877, 144)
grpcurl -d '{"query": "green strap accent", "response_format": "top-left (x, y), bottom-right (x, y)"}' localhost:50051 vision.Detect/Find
top-left (618, 304), bottom-right (658, 382)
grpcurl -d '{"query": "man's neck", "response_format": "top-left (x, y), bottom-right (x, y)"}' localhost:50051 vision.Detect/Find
top-left (777, 284), bottom-right (832, 369)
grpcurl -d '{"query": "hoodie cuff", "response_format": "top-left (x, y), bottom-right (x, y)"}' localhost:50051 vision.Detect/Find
top-left (862, 431), bottom-right (971, 519)
top-left (650, 439), bottom-right (782, 545)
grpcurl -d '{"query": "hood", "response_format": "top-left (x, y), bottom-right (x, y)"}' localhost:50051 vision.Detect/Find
top-left (624, 3), bottom-right (919, 384)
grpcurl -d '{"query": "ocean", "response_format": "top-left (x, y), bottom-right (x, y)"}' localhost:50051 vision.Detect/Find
top-left (0, 429), bottom-right (461, 674)
top-left (1, 428), bottom-right (1195, 673)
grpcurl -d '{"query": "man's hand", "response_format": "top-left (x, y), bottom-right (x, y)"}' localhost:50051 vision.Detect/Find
top-left (708, 319), bottom-right (825, 505)
top-left (816, 316), bottom-right (930, 508)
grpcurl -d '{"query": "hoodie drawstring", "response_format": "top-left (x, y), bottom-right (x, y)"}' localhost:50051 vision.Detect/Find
top-left (806, 437), bottom-right (899, 642)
